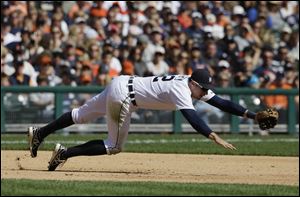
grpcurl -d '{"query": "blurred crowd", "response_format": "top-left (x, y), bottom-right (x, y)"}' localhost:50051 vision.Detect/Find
top-left (1, 1), bottom-right (299, 124)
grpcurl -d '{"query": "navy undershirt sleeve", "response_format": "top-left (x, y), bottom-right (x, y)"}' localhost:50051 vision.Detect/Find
top-left (180, 109), bottom-right (212, 138)
top-left (206, 95), bottom-right (256, 119)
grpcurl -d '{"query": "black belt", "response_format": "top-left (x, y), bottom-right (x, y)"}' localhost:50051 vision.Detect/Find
top-left (128, 76), bottom-right (137, 106)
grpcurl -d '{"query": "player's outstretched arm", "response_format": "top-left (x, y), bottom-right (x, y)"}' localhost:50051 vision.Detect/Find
top-left (206, 95), bottom-right (256, 119)
top-left (208, 132), bottom-right (236, 150)
top-left (206, 96), bottom-right (279, 130)
top-left (180, 109), bottom-right (236, 150)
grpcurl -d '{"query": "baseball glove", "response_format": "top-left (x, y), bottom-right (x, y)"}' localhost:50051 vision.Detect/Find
top-left (256, 108), bottom-right (279, 130)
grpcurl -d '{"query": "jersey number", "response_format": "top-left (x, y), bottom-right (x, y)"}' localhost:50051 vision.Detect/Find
top-left (152, 76), bottom-right (175, 82)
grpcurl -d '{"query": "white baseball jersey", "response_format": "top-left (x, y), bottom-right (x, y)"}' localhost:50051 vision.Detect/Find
top-left (71, 75), bottom-right (215, 155)
top-left (133, 75), bottom-right (215, 110)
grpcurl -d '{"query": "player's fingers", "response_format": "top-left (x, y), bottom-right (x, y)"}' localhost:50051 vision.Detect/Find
top-left (226, 143), bottom-right (236, 150)
top-left (230, 144), bottom-right (237, 150)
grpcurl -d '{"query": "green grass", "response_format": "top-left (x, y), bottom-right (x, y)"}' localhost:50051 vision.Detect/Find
top-left (1, 133), bottom-right (299, 156)
top-left (126, 134), bottom-right (299, 156)
top-left (1, 179), bottom-right (299, 196)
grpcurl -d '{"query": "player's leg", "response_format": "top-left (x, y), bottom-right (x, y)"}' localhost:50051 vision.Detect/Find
top-left (49, 95), bottom-right (132, 159)
top-left (29, 88), bottom-right (108, 158)
top-left (47, 139), bottom-right (108, 171)
top-left (47, 96), bottom-right (132, 171)
top-left (28, 111), bottom-right (74, 158)
top-left (47, 76), bottom-right (132, 171)
top-left (104, 95), bottom-right (132, 155)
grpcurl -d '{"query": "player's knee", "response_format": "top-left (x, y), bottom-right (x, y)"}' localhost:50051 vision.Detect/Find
top-left (106, 147), bottom-right (122, 155)
top-left (71, 108), bottom-right (88, 124)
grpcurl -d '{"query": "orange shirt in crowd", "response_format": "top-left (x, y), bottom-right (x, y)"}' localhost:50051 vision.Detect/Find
top-left (263, 83), bottom-right (292, 110)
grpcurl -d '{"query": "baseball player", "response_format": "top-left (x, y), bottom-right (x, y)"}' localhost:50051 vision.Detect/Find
top-left (28, 69), bottom-right (278, 171)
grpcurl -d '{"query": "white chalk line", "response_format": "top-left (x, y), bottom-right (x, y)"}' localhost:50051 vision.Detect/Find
top-left (1, 138), bottom-right (298, 145)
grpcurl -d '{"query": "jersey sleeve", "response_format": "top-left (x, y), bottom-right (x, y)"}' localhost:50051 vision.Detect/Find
top-left (170, 83), bottom-right (194, 110)
top-left (200, 89), bottom-right (215, 102)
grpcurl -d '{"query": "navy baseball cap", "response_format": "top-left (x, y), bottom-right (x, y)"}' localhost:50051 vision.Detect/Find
top-left (190, 69), bottom-right (214, 90)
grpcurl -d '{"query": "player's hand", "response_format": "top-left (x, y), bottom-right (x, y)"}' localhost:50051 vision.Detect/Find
top-left (209, 132), bottom-right (237, 150)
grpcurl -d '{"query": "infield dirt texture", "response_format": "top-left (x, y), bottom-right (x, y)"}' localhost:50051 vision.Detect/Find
top-left (1, 150), bottom-right (298, 186)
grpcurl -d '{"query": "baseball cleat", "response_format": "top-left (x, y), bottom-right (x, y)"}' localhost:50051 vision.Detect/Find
top-left (28, 126), bottom-right (43, 158)
top-left (48, 143), bottom-right (67, 171)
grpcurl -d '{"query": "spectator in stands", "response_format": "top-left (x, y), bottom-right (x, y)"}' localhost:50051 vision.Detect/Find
top-left (268, 1), bottom-right (286, 32)
top-left (88, 42), bottom-right (102, 78)
top-left (185, 12), bottom-right (205, 43)
top-left (255, 16), bottom-right (276, 48)
top-left (234, 56), bottom-right (260, 88)
top-left (49, 26), bottom-right (64, 51)
top-left (68, 1), bottom-right (91, 21)
top-left (234, 24), bottom-right (253, 52)
top-left (128, 47), bottom-right (147, 77)
top-left (279, 26), bottom-right (293, 48)
top-left (285, 2), bottom-right (299, 29)
top-left (36, 52), bottom-right (61, 86)
top-left (262, 74), bottom-right (293, 123)
top-left (254, 48), bottom-right (280, 78)
top-left (146, 47), bottom-right (169, 76)
top-left (172, 51), bottom-right (192, 75)
top-left (177, 5), bottom-right (193, 29)
top-left (165, 40), bottom-right (181, 71)
top-left (1, 45), bottom-right (15, 76)
top-left (102, 40), bottom-right (122, 77)
top-left (167, 15), bottom-right (182, 39)
top-left (128, 8), bottom-right (144, 37)
top-left (142, 27), bottom-right (164, 63)
top-left (287, 31), bottom-right (299, 62)
top-left (51, 12), bottom-right (69, 40)
top-left (88, 16), bottom-right (107, 41)
top-left (9, 9), bottom-right (24, 36)
top-left (275, 46), bottom-right (291, 68)
top-left (216, 60), bottom-right (233, 87)
top-left (63, 41), bottom-right (77, 69)
top-left (9, 60), bottom-right (33, 86)
top-left (230, 5), bottom-right (246, 29)
top-left (1, 73), bottom-right (11, 86)
top-left (189, 43), bottom-right (208, 71)
top-left (79, 65), bottom-right (94, 86)
top-left (96, 52), bottom-right (113, 86)
top-left (202, 40), bottom-right (220, 76)
top-left (1, 1), bottom-right (11, 26)
top-left (90, 1), bottom-right (107, 19)
top-left (203, 13), bottom-right (224, 40)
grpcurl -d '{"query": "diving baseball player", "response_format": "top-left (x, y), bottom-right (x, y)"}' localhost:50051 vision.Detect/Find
top-left (28, 69), bottom-right (278, 171)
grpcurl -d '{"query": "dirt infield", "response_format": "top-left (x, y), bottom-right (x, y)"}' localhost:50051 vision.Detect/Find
top-left (1, 150), bottom-right (299, 186)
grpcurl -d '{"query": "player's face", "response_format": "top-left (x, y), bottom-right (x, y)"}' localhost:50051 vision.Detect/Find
top-left (190, 81), bottom-right (208, 99)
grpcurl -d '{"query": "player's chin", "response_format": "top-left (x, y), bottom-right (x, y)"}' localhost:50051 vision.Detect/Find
top-left (192, 95), bottom-right (203, 100)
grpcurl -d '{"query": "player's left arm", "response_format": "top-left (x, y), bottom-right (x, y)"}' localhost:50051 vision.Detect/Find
top-left (180, 109), bottom-right (236, 150)
top-left (206, 95), bottom-right (256, 119)
top-left (206, 95), bottom-right (279, 131)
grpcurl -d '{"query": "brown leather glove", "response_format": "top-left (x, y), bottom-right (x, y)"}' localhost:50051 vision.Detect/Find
top-left (256, 108), bottom-right (279, 130)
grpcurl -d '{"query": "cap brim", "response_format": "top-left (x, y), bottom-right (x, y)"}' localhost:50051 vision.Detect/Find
top-left (198, 83), bottom-right (215, 91)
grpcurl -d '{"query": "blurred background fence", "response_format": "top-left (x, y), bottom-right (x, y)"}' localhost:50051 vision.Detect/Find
top-left (1, 86), bottom-right (298, 134)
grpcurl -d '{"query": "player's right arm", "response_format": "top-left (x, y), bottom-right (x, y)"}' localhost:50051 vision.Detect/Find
top-left (208, 132), bottom-right (236, 150)
top-left (180, 109), bottom-right (236, 150)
